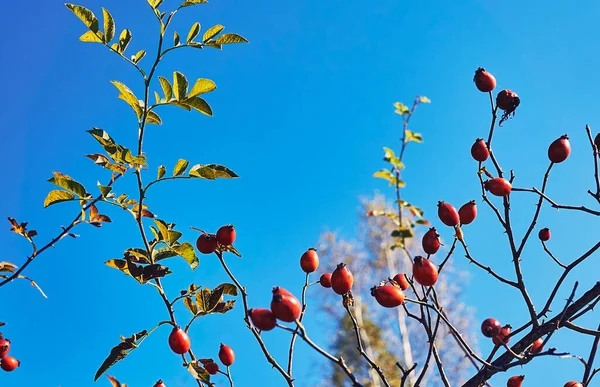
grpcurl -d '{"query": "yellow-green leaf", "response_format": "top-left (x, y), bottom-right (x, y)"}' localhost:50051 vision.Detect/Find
top-left (111, 81), bottom-right (143, 119)
top-left (184, 296), bottom-right (199, 315)
top-left (157, 165), bottom-right (166, 180)
top-left (215, 33), bottom-right (249, 45)
top-left (44, 190), bottom-right (75, 208)
top-left (158, 76), bottom-right (173, 101)
top-left (153, 219), bottom-right (169, 241)
top-left (79, 31), bottom-right (103, 43)
top-left (171, 242), bottom-right (199, 270)
top-left (65, 4), bottom-right (99, 32)
top-left (174, 31), bottom-right (180, 46)
top-left (118, 29), bottom-right (132, 54)
top-left (146, 111), bottom-right (162, 125)
top-left (132, 50), bottom-right (146, 64)
top-left (406, 130), bottom-right (423, 143)
top-left (181, 0), bottom-right (208, 7)
top-left (189, 164), bottom-right (238, 179)
top-left (394, 102), bottom-right (410, 115)
top-left (102, 8), bottom-right (115, 42)
top-left (188, 79), bottom-right (216, 98)
top-left (203, 24), bottom-right (224, 42)
top-left (173, 159), bottom-right (189, 176)
top-left (48, 175), bottom-right (87, 197)
top-left (173, 72), bottom-right (188, 101)
top-left (187, 22), bottom-right (201, 43)
top-left (182, 96), bottom-right (212, 116)
top-left (419, 96), bottom-right (431, 103)
top-left (373, 169), bottom-right (394, 181)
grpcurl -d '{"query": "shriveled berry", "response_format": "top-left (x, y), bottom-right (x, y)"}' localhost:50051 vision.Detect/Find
top-left (437, 201), bottom-right (460, 227)
top-left (300, 248), bottom-right (319, 273)
top-left (481, 318), bottom-right (502, 338)
top-left (548, 135), bottom-right (571, 163)
top-left (496, 90), bottom-right (520, 112)
top-left (507, 375), bottom-right (525, 387)
top-left (248, 308), bottom-right (277, 331)
top-left (413, 256), bottom-right (438, 286)
top-left (168, 327), bottom-right (191, 354)
top-left (319, 273), bottom-right (332, 288)
top-left (219, 343), bottom-right (235, 366)
top-left (371, 285), bottom-right (405, 308)
top-left (422, 227), bottom-right (441, 255)
top-left (485, 178), bottom-right (512, 196)
top-left (538, 228), bottom-right (550, 242)
top-left (473, 67), bottom-right (496, 93)
top-left (205, 361), bottom-right (219, 375)
top-left (0, 356), bottom-right (19, 372)
top-left (216, 224), bottom-right (236, 246)
top-left (471, 138), bottom-right (490, 162)
top-left (493, 325), bottom-right (512, 345)
top-left (331, 263), bottom-right (354, 295)
top-left (270, 287), bottom-right (301, 322)
top-left (196, 233), bottom-right (218, 254)
top-left (392, 273), bottom-right (410, 291)
top-left (458, 201), bottom-right (477, 225)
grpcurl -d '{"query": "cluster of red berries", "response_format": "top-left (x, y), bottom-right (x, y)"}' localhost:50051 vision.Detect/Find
top-left (473, 67), bottom-right (520, 124)
top-left (0, 333), bottom-right (19, 372)
top-left (506, 376), bottom-right (583, 387)
top-left (480, 318), bottom-right (544, 353)
top-left (196, 224), bottom-right (237, 254)
top-left (248, 287), bottom-right (302, 331)
top-left (197, 343), bottom-right (235, 376)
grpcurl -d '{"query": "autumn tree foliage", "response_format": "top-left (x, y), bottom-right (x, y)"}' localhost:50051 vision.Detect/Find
top-left (1, 2), bottom-right (600, 387)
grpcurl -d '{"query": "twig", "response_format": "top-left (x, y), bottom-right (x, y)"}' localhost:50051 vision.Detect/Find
top-left (585, 125), bottom-right (600, 203)
top-left (287, 273), bottom-right (310, 377)
top-left (459, 239), bottom-right (518, 287)
top-left (583, 323), bottom-right (600, 384)
top-left (542, 241), bottom-right (567, 269)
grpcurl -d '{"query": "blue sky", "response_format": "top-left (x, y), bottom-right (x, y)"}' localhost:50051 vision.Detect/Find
top-left (2, 0), bottom-right (600, 386)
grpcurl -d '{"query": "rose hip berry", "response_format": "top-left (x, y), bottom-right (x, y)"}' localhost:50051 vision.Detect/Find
top-left (219, 343), bottom-right (235, 366)
top-left (319, 273), bottom-right (332, 288)
top-left (458, 200), bottom-right (477, 225)
top-left (300, 248), bottom-right (319, 273)
top-left (422, 227), bottom-right (441, 255)
top-left (153, 380), bottom-right (166, 387)
top-left (481, 318), bottom-right (502, 338)
top-left (248, 308), bottom-right (277, 331)
top-left (331, 263), bottom-right (354, 295)
top-left (473, 67), bottom-right (496, 93)
top-left (496, 90), bottom-right (520, 113)
top-left (564, 382), bottom-right (583, 387)
top-left (485, 178), bottom-right (512, 196)
top-left (493, 325), bottom-right (512, 345)
top-left (196, 233), bottom-right (218, 254)
top-left (471, 138), bottom-right (490, 162)
top-left (538, 228), bottom-right (551, 242)
top-left (168, 327), bottom-right (191, 354)
top-left (371, 285), bottom-right (405, 308)
top-left (392, 273), bottom-right (410, 291)
top-left (270, 287), bottom-right (302, 322)
top-left (507, 375), bottom-right (525, 387)
top-left (412, 256), bottom-right (438, 287)
top-left (216, 224), bottom-right (236, 246)
top-left (0, 356), bottom-right (19, 372)
top-left (0, 339), bottom-right (9, 358)
top-left (205, 361), bottom-right (219, 375)
top-left (437, 201), bottom-right (460, 227)
top-left (530, 338), bottom-right (544, 354)
top-left (548, 135), bottom-right (571, 163)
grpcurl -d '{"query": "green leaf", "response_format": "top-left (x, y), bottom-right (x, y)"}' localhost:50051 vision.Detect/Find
top-left (167, 230), bottom-right (182, 245)
top-left (98, 185), bottom-right (112, 197)
top-left (146, 110), bottom-right (162, 125)
top-left (405, 130), bottom-right (423, 143)
top-left (181, 96), bottom-right (212, 116)
top-left (204, 41), bottom-right (222, 50)
top-left (391, 228), bottom-right (413, 239)
top-left (118, 29), bottom-right (132, 54)
top-left (203, 24), bottom-right (224, 42)
top-left (111, 81), bottom-right (142, 119)
top-left (44, 190), bottom-right (75, 208)
top-left (153, 219), bottom-right (169, 241)
top-left (174, 31), bottom-right (180, 46)
top-left (94, 330), bottom-right (149, 381)
top-left (48, 174), bottom-right (87, 197)
top-left (132, 50), bottom-right (146, 64)
top-left (189, 164), bottom-right (239, 179)
top-left (394, 102), bottom-right (410, 115)
top-left (215, 33), bottom-right (249, 44)
top-left (152, 246), bottom-right (178, 261)
top-left (102, 8), bottom-right (115, 42)
top-left (188, 79), bottom-right (216, 98)
top-left (173, 72), bottom-right (188, 101)
top-left (187, 22), bottom-right (201, 43)
top-left (79, 30), bottom-right (103, 43)
top-left (158, 76), bottom-right (173, 101)
top-left (187, 363), bottom-right (211, 383)
top-left (419, 96), bottom-right (431, 103)
top-left (173, 159), bottom-right (189, 176)
top-left (171, 242), bottom-right (199, 270)
top-left (65, 4), bottom-right (99, 33)
top-left (157, 165), bottom-right (166, 180)
top-left (373, 169), bottom-right (394, 181)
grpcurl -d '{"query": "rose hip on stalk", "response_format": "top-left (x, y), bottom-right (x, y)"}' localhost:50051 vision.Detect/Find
top-left (481, 318), bottom-right (502, 338)
top-left (422, 227), bottom-right (441, 255)
top-left (300, 248), bottom-right (319, 273)
top-left (485, 177), bottom-right (512, 197)
top-left (331, 263), bottom-right (354, 295)
top-left (412, 256), bottom-right (438, 286)
top-left (493, 324), bottom-right (512, 345)
top-left (219, 343), bottom-right (235, 366)
top-left (548, 135), bottom-right (571, 163)
top-left (270, 287), bottom-right (301, 322)
top-left (437, 201), bottom-right (460, 227)
top-left (392, 273), bottom-right (410, 291)
top-left (196, 233), bottom-right (218, 254)
top-left (168, 327), bottom-right (191, 354)
top-left (507, 375), bottom-right (525, 387)
top-left (371, 285), bottom-right (405, 308)
top-left (473, 67), bottom-right (496, 92)
top-left (153, 380), bottom-right (166, 387)
top-left (538, 227), bottom-right (551, 242)
top-left (496, 89), bottom-right (520, 125)
top-left (248, 308), bottom-right (277, 331)
top-left (471, 138), bottom-right (490, 162)
top-left (319, 273), bottom-right (332, 288)
top-left (216, 224), bottom-right (236, 246)
top-left (458, 200), bottom-right (477, 225)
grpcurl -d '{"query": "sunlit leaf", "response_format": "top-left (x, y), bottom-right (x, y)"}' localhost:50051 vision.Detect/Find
top-left (94, 330), bottom-right (148, 381)
top-left (419, 96), bottom-right (431, 103)
top-left (187, 22), bottom-right (200, 43)
top-left (48, 174), bottom-right (87, 197)
top-left (118, 29), bottom-right (132, 54)
top-left (79, 30), bottom-right (103, 43)
top-left (153, 219), bottom-right (169, 241)
top-left (203, 24), bottom-right (224, 42)
top-left (171, 242), bottom-right (199, 270)
top-left (173, 72), bottom-right (188, 101)
top-left (65, 4), bottom-right (99, 33)
top-left (132, 50), bottom-right (146, 64)
top-left (187, 363), bottom-right (211, 383)
top-left (394, 102), bottom-right (410, 115)
top-left (196, 288), bottom-right (211, 313)
top-left (184, 296), bottom-right (199, 315)
top-left (102, 8), bottom-right (115, 42)
top-left (158, 76), bottom-right (173, 101)
top-left (110, 81), bottom-right (143, 119)
top-left (188, 79), bottom-right (216, 98)
top-left (157, 165), bottom-right (166, 180)
top-left (181, 96), bottom-right (212, 116)
top-left (173, 159), bottom-right (189, 176)
top-left (44, 190), bottom-right (75, 208)
top-left (405, 130), bottom-right (423, 143)
top-left (215, 33), bottom-right (249, 44)
top-left (0, 262), bottom-right (18, 273)
top-left (189, 164), bottom-right (238, 179)
top-left (146, 110), bottom-right (162, 125)
top-left (173, 31), bottom-right (180, 46)
top-left (152, 246), bottom-right (178, 261)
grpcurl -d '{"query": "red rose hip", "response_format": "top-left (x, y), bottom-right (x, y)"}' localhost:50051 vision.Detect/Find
top-left (219, 343), bottom-right (235, 366)
top-left (331, 263), bottom-right (354, 295)
top-left (154, 380), bottom-right (166, 387)
top-left (270, 287), bottom-right (302, 322)
top-left (493, 325), bottom-right (512, 345)
top-left (564, 382), bottom-right (583, 387)
top-left (530, 338), bottom-right (544, 353)
top-left (496, 90), bottom-right (520, 113)
top-left (507, 375), bottom-right (525, 387)
top-left (0, 339), bottom-right (9, 358)
top-left (422, 227), bottom-right (441, 255)
top-left (485, 178), bottom-right (512, 196)
top-left (319, 273), bottom-right (332, 288)
top-left (0, 356), bottom-right (19, 372)
top-left (412, 256), bottom-right (438, 286)
top-left (473, 68), bottom-right (496, 93)
top-left (538, 228), bottom-right (550, 242)
top-left (216, 224), bottom-right (236, 246)
top-left (471, 138), bottom-right (490, 162)
top-left (248, 308), bottom-right (277, 331)
top-left (437, 201), bottom-right (460, 227)
top-left (300, 248), bottom-right (319, 273)
top-left (548, 135), bottom-right (571, 163)
top-left (392, 273), bottom-right (410, 291)
top-left (168, 327), bottom-right (191, 354)
top-left (371, 285), bottom-right (405, 308)
top-left (481, 318), bottom-right (502, 338)
top-left (205, 361), bottom-right (219, 375)
top-left (458, 200), bottom-right (477, 225)
top-left (196, 233), bottom-right (218, 254)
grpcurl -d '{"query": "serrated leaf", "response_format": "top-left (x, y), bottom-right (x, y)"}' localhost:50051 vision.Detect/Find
top-left (158, 76), bottom-right (173, 101)
top-left (147, 110), bottom-right (162, 125)
top-left (215, 33), bottom-right (249, 44)
top-left (48, 175), bottom-right (87, 197)
top-left (406, 130), bottom-right (423, 143)
top-left (206, 285), bottom-right (225, 312)
top-left (171, 242), bottom-right (199, 270)
top-left (181, 96), bottom-right (212, 116)
top-left (111, 81), bottom-right (143, 119)
top-left (94, 330), bottom-right (148, 381)
top-left (102, 8), bottom-right (115, 42)
top-left (118, 29), bottom-right (132, 54)
top-left (187, 22), bottom-right (200, 43)
top-left (187, 363), bottom-right (211, 383)
top-left (204, 41), bottom-right (222, 50)
top-left (203, 24), bottom-right (224, 42)
top-left (173, 159), bottom-right (189, 177)
top-left (132, 50), bottom-right (146, 64)
top-left (79, 30), bottom-right (103, 43)
top-left (188, 79), bottom-right (216, 98)
top-left (173, 72), bottom-right (188, 101)
top-left (65, 4), bottom-right (99, 32)
top-left (44, 190), bottom-right (75, 208)
top-left (189, 164), bottom-right (238, 179)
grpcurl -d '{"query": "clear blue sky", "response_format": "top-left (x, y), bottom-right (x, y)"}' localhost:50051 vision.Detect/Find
top-left (2, 0), bottom-right (600, 386)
